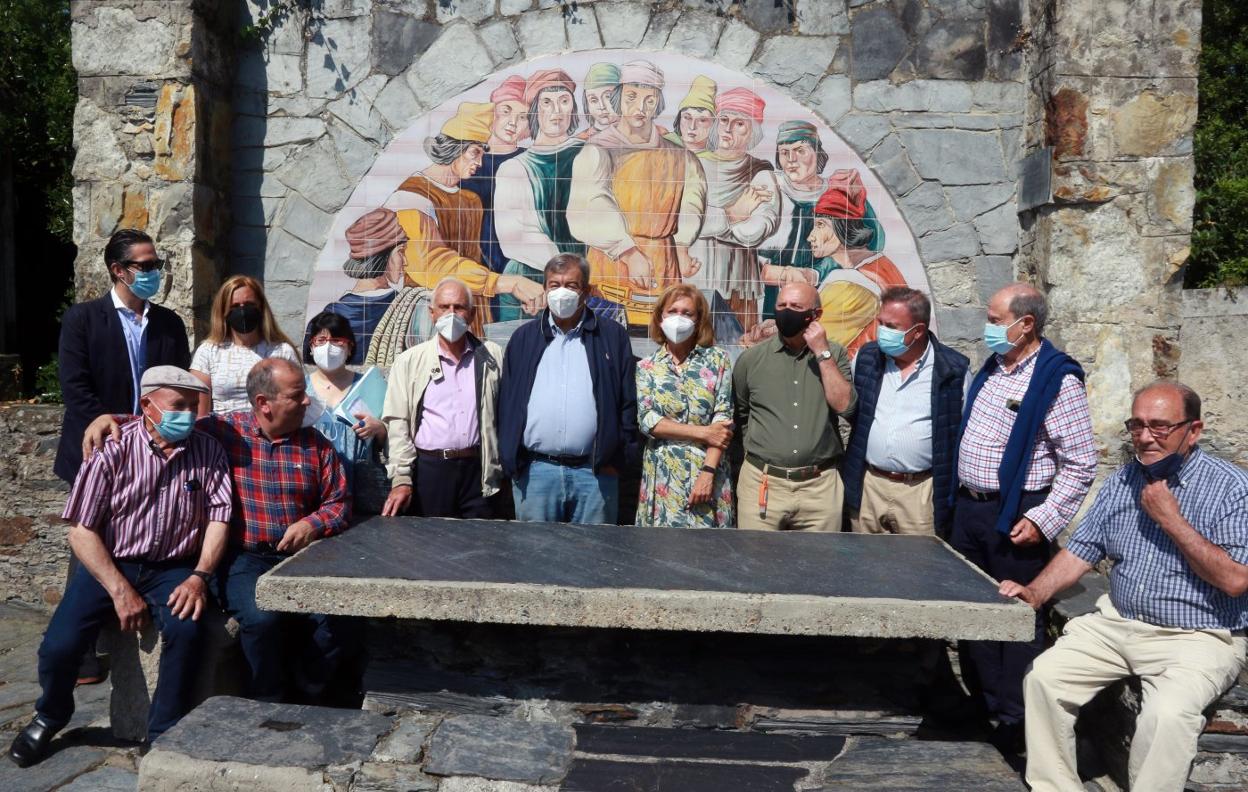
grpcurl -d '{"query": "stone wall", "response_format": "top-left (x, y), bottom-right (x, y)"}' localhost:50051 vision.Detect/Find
top-left (1179, 287), bottom-right (1248, 467)
top-left (0, 405), bottom-right (71, 608)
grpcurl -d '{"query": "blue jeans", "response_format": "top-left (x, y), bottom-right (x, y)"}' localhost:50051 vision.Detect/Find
top-left (512, 459), bottom-right (619, 524)
top-left (215, 549), bottom-right (360, 702)
top-left (37, 561), bottom-right (203, 740)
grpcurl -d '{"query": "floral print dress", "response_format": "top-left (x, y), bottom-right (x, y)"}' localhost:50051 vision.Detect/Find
top-left (635, 344), bottom-right (735, 528)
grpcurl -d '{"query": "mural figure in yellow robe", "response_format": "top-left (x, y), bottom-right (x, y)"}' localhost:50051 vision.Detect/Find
top-left (384, 102), bottom-right (546, 330)
top-left (567, 60), bottom-right (708, 325)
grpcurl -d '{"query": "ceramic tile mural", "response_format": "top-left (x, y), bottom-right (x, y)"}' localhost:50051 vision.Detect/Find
top-left (304, 52), bottom-right (929, 365)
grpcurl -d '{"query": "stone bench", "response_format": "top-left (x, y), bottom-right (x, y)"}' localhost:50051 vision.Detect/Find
top-left (98, 605), bottom-right (244, 742)
top-left (138, 696), bottom-right (1026, 791)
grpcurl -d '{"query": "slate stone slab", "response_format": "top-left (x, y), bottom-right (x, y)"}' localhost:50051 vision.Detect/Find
top-left (574, 724), bottom-right (847, 762)
top-left (57, 765), bottom-right (139, 791)
top-left (814, 737), bottom-right (1027, 791)
top-left (151, 696), bottom-right (392, 768)
top-left (561, 758), bottom-right (807, 792)
top-left (371, 712), bottom-right (441, 763)
top-left (258, 518), bottom-right (1033, 641)
top-left (0, 744), bottom-right (106, 792)
top-left (425, 715), bottom-right (575, 784)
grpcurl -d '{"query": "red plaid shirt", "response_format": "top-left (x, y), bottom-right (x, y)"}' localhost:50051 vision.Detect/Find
top-left (957, 347), bottom-right (1098, 539)
top-left (198, 411), bottom-right (350, 550)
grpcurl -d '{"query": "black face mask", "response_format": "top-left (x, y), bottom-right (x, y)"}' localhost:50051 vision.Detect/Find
top-left (226, 305), bottom-right (262, 334)
top-left (774, 308), bottom-right (815, 339)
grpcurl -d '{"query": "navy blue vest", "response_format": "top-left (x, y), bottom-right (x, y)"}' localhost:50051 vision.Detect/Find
top-left (842, 336), bottom-right (969, 536)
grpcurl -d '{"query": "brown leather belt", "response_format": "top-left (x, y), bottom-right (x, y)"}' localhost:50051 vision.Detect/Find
top-left (745, 452), bottom-right (836, 483)
top-left (416, 446), bottom-right (479, 460)
top-left (868, 465), bottom-right (932, 484)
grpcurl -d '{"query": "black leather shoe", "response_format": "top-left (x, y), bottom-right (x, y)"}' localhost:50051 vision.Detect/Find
top-left (8, 715), bottom-right (60, 768)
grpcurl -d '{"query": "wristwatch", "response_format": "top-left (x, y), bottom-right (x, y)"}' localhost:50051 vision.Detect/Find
top-left (817, 349), bottom-right (833, 361)
top-left (190, 570), bottom-right (211, 584)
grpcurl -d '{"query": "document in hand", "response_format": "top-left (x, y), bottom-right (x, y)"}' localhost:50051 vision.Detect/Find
top-left (333, 367), bottom-right (386, 425)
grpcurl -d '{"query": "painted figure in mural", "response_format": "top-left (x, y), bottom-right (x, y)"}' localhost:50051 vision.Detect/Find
top-left (460, 76), bottom-right (529, 281)
top-left (758, 120), bottom-right (832, 319)
top-left (567, 59), bottom-right (707, 324)
top-left (385, 101), bottom-right (545, 331)
top-left (494, 69), bottom-right (589, 322)
top-left (578, 62), bottom-right (619, 141)
top-left (810, 170), bottom-right (907, 355)
top-left (687, 87), bottom-right (781, 334)
top-left (663, 75), bottom-right (717, 153)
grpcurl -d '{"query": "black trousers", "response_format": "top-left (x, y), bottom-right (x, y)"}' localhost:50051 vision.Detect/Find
top-left (413, 455), bottom-right (493, 519)
top-left (949, 487), bottom-right (1052, 726)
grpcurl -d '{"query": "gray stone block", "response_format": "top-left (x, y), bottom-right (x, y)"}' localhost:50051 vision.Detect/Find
top-left (946, 183), bottom-right (1015, 223)
top-left (58, 765), bottom-right (138, 792)
top-left (919, 222), bottom-right (981, 262)
top-left (437, 0), bottom-right (495, 24)
top-left (815, 736), bottom-right (1026, 790)
top-left (374, 76), bottom-right (424, 133)
top-left (870, 137), bottom-right (921, 197)
top-left (854, 80), bottom-right (974, 113)
top-left (406, 24), bottom-right (495, 110)
top-left (372, 712), bottom-right (442, 763)
top-left (899, 181), bottom-right (955, 236)
top-left (516, 7), bottom-right (568, 56)
top-left (72, 6), bottom-right (184, 78)
top-left (808, 76), bottom-right (852, 126)
top-left (667, 11), bottom-right (724, 59)
top-left (899, 129), bottom-right (1007, 185)
top-left (916, 17), bottom-right (988, 80)
top-left (595, 3), bottom-right (650, 49)
top-left (424, 715), bottom-right (575, 784)
top-left (974, 255), bottom-right (1015, 303)
top-left (0, 745), bottom-right (106, 791)
top-left (935, 305), bottom-right (986, 344)
top-left (835, 115), bottom-right (893, 156)
top-left (797, 0), bottom-right (850, 36)
top-left (501, 0), bottom-right (533, 15)
top-left (479, 19), bottom-right (522, 67)
top-left (566, 5), bottom-right (603, 51)
top-left (353, 762), bottom-right (440, 791)
top-left (752, 35), bottom-right (838, 97)
top-left (713, 18), bottom-right (761, 71)
top-left (739, 0), bottom-right (795, 33)
top-left (973, 201), bottom-right (1019, 255)
top-left (372, 12), bottom-right (440, 78)
top-left (305, 16), bottom-right (372, 100)
top-left (850, 6), bottom-right (908, 81)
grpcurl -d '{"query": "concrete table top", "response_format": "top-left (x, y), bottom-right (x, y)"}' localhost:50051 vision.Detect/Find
top-left (255, 517), bottom-right (1035, 641)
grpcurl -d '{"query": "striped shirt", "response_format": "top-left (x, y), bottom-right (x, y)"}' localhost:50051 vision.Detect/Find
top-left (957, 347), bottom-right (1098, 539)
top-left (62, 419), bottom-right (232, 561)
top-left (1066, 447), bottom-right (1248, 630)
top-left (197, 411), bottom-right (350, 551)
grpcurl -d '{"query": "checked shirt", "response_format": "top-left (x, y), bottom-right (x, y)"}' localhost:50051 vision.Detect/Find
top-left (1066, 447), bottom-right (1248, 631)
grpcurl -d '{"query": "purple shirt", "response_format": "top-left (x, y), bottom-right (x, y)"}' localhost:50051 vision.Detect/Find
top-left (62, 419), bottom-right (233, 562)
top-left (413, 345), bottom-right (480, 451)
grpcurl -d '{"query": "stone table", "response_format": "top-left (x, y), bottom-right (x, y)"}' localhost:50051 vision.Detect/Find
top-left (256, 517), bottom-right (1033, 641)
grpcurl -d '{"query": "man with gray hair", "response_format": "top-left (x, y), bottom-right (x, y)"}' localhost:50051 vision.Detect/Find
top-left (79, 358), bottom-right (356, 705)
top-left (1002, 381), bottom-right (1248, 791)
top-left (382, 277), bottom-right (504, 518)
top-left (953, 282), bottom-right (1098, 755)
top-left (498, 254), bottom-right (639, 524)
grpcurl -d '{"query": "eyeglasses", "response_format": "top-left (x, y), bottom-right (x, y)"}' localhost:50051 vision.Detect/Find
top-left (123, 258), bottom-right (166, 273)
top-left (309, 337), bottom-right (350, 348)
top-left (1123, 419), bottom-right (1192, 440)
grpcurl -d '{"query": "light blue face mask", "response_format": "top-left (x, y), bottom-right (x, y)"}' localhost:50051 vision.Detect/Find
top-left (128, 269), bottom-right (162, 301)
top-left (152, 405), bottom-right (195, 443)
top-left (983, 316), bottom-right (1024, 355)
top-left (877, 324), bottom-right (917, 358)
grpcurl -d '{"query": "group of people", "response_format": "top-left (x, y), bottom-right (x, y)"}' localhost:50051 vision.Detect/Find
top-left (9, 229), bottom-right (1248, 792)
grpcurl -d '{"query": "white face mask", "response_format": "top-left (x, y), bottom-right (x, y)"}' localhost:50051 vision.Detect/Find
top-left (547, 286), bottom-right (581, 320)
top-left (660, 314), bottom-right (696, 345)
top-left (312, 342), bottom-right (348, 372)
top-left (435, 312), bottom-right (469, 343)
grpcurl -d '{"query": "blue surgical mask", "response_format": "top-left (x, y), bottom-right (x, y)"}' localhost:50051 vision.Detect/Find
top-left (877, 324), bottom-right (916, 358)
top-left (128, 269), bottom-right (162, 301)
top-left (1136, 425), bottom-right (1192, 482)
top-left (983, 316), bottom-right (1024, 355)
top-left (152, 405), bottom-right (195, 443)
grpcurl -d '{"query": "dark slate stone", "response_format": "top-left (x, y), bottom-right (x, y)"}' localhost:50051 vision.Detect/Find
top-left (424, 715), bottom-right (575, 784)
top-left (57, 766), bottom-right (139, 792)
top-left (739, 0), bottom-right (796, 33)
top-left (1199, 732), bottom-right (1248, 754)
top-left (275, 518), bottom-right (1009, 605)
top-left (562, 758), bottom-right (807, 792)
top-left (574, 724), bottom-right (847, 762)
top-left (1051, 573), bottom-right (1110, 624)
top-left (814, 737), bottom-right (1027, 791)
top-left (153, 696), bottom-right (393, 768)
top-left (0, 744), bottom-right (106, 792)
top-left (851, 7), bottom-right (910, 81)
top-left (987, 0), bottom-right (1023, 51)
top-left (371, 11), bottom-right (440, 77)
top-left (915, 18), bottom-right (987, 80)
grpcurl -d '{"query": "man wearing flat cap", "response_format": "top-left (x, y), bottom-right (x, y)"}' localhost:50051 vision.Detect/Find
top-left (9, 367), bottom-right (232, 767)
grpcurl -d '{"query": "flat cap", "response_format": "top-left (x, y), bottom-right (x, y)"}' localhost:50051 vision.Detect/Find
top-left (141, 365), bottom-right (209, 396)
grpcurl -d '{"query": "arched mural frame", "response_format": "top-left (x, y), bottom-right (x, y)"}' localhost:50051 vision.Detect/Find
top-left (303, 50), bottom-right (933, 365)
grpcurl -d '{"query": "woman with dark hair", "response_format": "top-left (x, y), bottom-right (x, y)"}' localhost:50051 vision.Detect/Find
top-left (304, 311), bottom-right (387, 490)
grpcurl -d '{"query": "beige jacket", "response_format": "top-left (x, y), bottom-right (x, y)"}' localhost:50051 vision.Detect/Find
top-left (381, 334), bottom-right (503, 497)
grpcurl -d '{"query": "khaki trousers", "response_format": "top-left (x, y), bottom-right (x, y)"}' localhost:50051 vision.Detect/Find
top-left (736, 459), bottom-right (843, 531)
top-left (1025, 595), bottom-right (1246, 792)
top-left (850, 469), bottom-right (935, 536)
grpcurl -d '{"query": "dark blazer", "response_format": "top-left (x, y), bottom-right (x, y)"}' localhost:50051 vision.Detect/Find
top-left (497, 307), bottom-right (640, 478)
top-left (55, 294), bottom-right (191, 482)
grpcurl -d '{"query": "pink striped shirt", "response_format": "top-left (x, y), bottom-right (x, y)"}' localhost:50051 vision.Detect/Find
top-left (413, 345), bottom-right (480, 451)
top-left (62, 419), bottom-right (233, 561)
top-left (957, 347), bottom-right (1098, 540)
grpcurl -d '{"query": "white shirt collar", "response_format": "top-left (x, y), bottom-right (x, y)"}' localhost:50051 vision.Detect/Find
top-left (110, 286), bottom-right (150, 319)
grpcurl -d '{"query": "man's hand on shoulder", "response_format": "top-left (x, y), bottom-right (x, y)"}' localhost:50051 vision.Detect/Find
top-left (82, 414), bottom-right (124, 460)
top-left (167, 573), bottom-right (208, 621)
top-left (276, 520), bottom-right (318, 554)
top-left (1141, 480), bottom-right (1184, 531)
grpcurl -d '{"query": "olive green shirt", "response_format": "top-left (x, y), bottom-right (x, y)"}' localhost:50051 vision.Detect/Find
top-left (732, 335), bottom-right (857, 468)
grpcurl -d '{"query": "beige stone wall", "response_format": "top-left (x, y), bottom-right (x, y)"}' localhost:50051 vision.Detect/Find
top-left (1179, 288), bottom-right (1248, 467)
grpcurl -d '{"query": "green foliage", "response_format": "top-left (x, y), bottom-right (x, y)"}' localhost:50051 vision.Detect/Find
top-left (34, 356), bottom-right (61, 404)
top-left (0, 0), bottom-right (75, 242)
top-left (1189, 0), bottom-right (1248, 287)
top-left (241, 0), bottom-right (308, 43)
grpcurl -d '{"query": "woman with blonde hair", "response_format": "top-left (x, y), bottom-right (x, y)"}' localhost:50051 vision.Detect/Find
top-left (634, 284), bottom-right (735, 528)
top-left (190, 275), bottom-right (300, 415)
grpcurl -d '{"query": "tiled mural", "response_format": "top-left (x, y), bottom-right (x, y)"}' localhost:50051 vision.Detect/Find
top-left (304, 52), bottom-right (928, 365)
